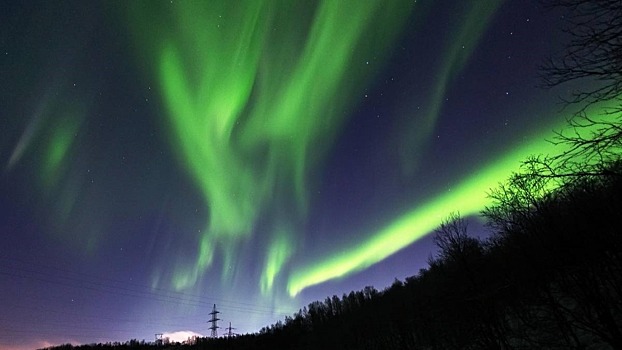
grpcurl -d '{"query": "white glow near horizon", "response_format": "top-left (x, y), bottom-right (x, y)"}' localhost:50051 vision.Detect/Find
top-left (162, 330), bottom-right (204, 343)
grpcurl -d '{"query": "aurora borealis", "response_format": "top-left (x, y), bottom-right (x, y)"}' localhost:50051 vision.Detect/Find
top-left (0, 0), bottom-right (594, 348)
top-left (137, 0), bottom-right (414, 292)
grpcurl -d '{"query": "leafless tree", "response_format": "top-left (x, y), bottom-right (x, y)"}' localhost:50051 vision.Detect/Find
top-left (536, 0), bottom-right (622, 178)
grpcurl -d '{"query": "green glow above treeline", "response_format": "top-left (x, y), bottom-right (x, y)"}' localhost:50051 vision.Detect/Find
top-left (126, 0), bottom-right (612, 299)
top-left (287, 99), bottom-right (619, 296)
top-left (288, 125), bottom-right (558, 296)
top-left (129, 0), bottom-right (414, 291)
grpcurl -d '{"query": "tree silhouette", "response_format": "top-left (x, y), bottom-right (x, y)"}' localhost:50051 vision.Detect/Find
top-left (528, 0), bottom-right (622, 180)
top-left (540, 0), bottom-right (622, 106)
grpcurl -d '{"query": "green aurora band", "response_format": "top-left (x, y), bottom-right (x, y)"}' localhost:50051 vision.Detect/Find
top-left (129, 1), bottom-right (617, 299)
top-left (399, 0), bottom-right (504, 174)
top-left (287, 100), bottom-right (619, 296)
top-left (288, 125), bottom-right (559, 296)
top-left (42, 116), bottom-right (80, 189)
top-left (134, 0), bottom-right (414, 291)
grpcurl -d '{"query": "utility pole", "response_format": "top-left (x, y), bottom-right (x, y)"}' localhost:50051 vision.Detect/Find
top-left (225, 322), bottom-right (236, 337)
top-left (155, 333), bottom-right (163, 346)
top-left (208, 304), bottom-right (220, 338)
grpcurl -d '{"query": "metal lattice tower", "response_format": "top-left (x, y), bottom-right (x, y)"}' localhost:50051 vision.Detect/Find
top-left (208, 304), bottom-right (220, 338)
top-left (225, 321), bottom-right (236, 337)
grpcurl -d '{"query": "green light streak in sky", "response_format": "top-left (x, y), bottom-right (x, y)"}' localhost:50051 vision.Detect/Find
top-left (288, 121), bottom-right (570, 296)
top-left (261, 231), bottom-right (293, 295)
top-left (288, 97), bottom-right (622, 296)
top-left (400, 0), bottom-right (504, 174)
top-left (42, 114), bottom-right (80, 189)
top-left (149, 1), bottom-right (414, 290)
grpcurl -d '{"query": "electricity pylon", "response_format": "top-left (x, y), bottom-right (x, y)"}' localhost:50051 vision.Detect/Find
top-left (208, 304), bottom-right (220, 338)
top-left (225, 322), bottom-right (236, 337)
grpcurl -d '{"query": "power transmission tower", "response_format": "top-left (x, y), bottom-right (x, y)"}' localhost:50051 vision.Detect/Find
top-left (208, 304), bottom-right (220, 338)
top-left (225, 321), bottom-right (236, 337)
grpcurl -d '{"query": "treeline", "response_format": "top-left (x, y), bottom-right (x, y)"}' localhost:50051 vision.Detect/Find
top-left (42, 162), bottom-right (622, 349)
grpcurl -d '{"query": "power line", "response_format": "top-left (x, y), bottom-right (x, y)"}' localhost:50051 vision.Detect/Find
top-left (0, 258), bottom-right (289, 316)
top-left (0, 255), bottom-right (296, 342)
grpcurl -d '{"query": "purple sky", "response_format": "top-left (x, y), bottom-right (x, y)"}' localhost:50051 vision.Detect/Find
top-left (0, 1), bottom-right (573, 348)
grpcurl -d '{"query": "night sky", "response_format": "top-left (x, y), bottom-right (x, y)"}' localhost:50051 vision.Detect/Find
top-left (0, 0), bottom-right (579, 348)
